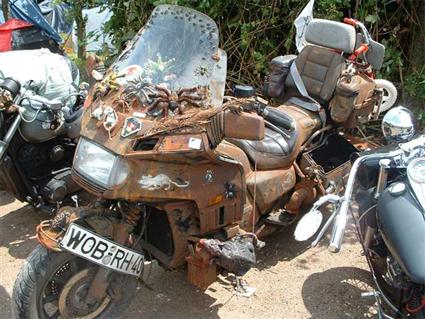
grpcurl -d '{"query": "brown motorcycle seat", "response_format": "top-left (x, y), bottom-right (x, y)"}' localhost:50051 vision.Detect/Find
top-left (227, 127), bottom-right (296, 170)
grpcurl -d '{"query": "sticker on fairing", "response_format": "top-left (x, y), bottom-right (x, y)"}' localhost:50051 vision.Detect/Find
top-left (188, 137), bottom-right (202, 150)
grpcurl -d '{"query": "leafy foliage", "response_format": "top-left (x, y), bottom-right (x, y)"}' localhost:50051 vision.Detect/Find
top-left (99, 0), bottom-right (349, 87)
top-left (351, 0), bottom-right (425, 117)
top-left (71, 0), bottom-right (424, 114)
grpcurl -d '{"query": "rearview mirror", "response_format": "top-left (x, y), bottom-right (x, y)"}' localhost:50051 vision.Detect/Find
top-left (294, 209), bottom-right (323, 242)
top-left (223, 110), bottom-right (264, 140)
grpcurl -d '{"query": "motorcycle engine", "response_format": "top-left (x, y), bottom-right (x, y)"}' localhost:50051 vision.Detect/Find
top-left (17, 137), bottom-right (79, 203)
top-left (383, 256), bottom-right (425, 315)
top-left (384, 256), bottom-right (404, 289)
top-left (41, 170), bottom-right (79, 203)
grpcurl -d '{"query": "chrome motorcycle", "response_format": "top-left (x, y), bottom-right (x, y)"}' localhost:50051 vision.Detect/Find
top-left (296, 106), bottom-right (425, 318)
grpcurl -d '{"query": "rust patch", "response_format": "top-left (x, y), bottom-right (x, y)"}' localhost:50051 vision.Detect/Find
top-left (36, 220), bottom-right (63, 252)
top-left (285, 179), bottom-right (318, 214)
top-left (186, 242), bottom-right (217, 289)
top-left (246, 166), bottom-right (296, 213)
top-left (345, 133), bottom-right (382, 150)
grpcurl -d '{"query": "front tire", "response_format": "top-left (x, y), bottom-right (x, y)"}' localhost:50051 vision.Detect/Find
top-left (12, 245), bottom-right (138, 319)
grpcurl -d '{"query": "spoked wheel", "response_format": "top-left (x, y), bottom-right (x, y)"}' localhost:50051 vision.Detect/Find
top-left (12, 245), bottom-right (138, 319)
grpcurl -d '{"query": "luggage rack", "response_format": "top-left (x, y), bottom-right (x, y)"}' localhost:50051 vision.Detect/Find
top-left (300, 132), bottom-right (359, 190)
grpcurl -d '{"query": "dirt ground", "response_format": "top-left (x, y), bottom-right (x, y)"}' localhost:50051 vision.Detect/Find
top-left (0, 190), bottom-right (378, 319)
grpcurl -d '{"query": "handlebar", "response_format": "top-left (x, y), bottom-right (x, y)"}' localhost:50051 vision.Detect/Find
top-left (343, 17), bottom-right (371, 64)
top-left (20, 90), bottom-right (83, 112)
top-left (329, 148), bottom-right (408, 252)
top-left (261, 106), bottom-right (293, 131)
top-left (248, 100), bottom-right (293, 131)
top-left (349, 44), bottom-right (370, 61)
top-left (308, 134), bottom-right (425, 252)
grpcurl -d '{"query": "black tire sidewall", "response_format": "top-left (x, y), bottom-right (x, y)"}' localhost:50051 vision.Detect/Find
top-left (12, 245), bottom-right (138, 319)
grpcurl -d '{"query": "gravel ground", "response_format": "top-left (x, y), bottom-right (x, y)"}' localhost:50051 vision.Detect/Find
top-left (0, 191), bottom-right (378, 319)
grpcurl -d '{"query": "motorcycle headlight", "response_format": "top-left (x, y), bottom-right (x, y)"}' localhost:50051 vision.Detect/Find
top-left (74, 138), bottom-right (129, 188)
top-left (407, 157), bottom-right (425, 212)
top-left (407, 158), bottom-right (425, 184)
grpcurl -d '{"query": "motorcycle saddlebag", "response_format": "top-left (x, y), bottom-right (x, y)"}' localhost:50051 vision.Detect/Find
top-left (329, 73), bottom-right (380, 128)
top-left (263, 55), bottom-right (296, 98)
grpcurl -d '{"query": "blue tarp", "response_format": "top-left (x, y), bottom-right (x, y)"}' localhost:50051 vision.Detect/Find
top-left (39, 0), bottom-right (72, 35)
top-left (9, 0), bottom-right (62, 43)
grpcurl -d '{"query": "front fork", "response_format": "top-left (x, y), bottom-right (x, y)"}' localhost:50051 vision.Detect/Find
top-left (37, 200), bottom-right (143, 303)
top-left (0, 113), bottom-right (21, 159)
top-left (87, 201), bottom-right (141, 303)
top-left (87, 223), bottom-right (135, 303)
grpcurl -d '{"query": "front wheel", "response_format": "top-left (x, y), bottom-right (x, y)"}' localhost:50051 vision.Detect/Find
top-left (12, 245), bottom-right (138, 319)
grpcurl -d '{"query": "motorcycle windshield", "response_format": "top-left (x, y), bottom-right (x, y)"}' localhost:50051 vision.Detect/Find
top-left (113, 5), bottom-right (221, 93)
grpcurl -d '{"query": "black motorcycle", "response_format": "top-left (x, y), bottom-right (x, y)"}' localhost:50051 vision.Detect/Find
top-left (0, 77), bottom-right (86, 213)
top-left (295, 106), bottom-right (425, 318)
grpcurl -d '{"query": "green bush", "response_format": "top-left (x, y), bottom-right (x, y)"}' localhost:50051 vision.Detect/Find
top-left (98, 0), bottom-right (424, 111)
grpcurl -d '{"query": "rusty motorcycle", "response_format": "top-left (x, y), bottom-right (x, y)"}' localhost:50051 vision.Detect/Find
top-left (12, 5), bottom-right (389, 318)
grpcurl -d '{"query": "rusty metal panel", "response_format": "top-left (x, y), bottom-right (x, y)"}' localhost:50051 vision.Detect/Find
top-left (186, 243), bottom-right (217, 289)
top-left (223, 110), bottom-right (264, 140)
top-left (246, 166), bottom-right (296, 212)
top-left (160, 202), bottom-right (195, 268)
top-left (158, 134), bottom-right (204, 152)
top-left (198, 202), bottom-right (238, 234)
top-left (216, 140), bottom-right (252, 175)
top-left (235, 197), bottom-right (261, 233)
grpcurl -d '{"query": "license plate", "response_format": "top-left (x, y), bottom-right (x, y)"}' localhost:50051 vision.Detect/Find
top-left (61, 223), bottom-right (144, 277)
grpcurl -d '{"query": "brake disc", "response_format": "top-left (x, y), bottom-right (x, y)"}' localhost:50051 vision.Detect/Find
top-left (58, 268), bottom-right (110, 319)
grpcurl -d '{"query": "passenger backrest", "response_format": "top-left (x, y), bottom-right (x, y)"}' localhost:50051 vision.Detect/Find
top-left (355, 33), bottom-right (385, 70)
top-left (285, 19), bottom-right (356, 104)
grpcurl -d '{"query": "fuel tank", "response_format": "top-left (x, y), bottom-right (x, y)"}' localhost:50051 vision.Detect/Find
top-left (19, 104), bottom-right (65, 143)
top-left (377, 183), bottom-right (425, 284)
